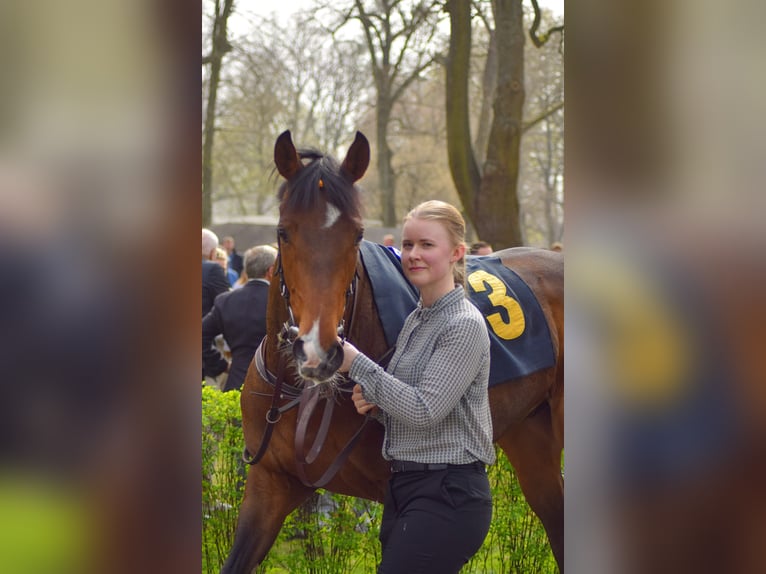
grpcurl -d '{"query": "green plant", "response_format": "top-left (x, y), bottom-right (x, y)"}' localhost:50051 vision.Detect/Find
top-left (202, 386), bottom-right (246, 574)
top-left (259, 492), bottom-right (381, 573)
top-left (465, 447), bottom-right (557, 573)
top-left (202, 389), bottom-right (558, 573)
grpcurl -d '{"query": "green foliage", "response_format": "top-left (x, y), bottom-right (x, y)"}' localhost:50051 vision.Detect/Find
top-left (464, 447), bottom-right (558, 573)
top-left (202, 386), bottom-right (246, 574)
top-left (258, 492), bottom-right (381, 574)
top-left (202, 389), bottom-right (557, 574)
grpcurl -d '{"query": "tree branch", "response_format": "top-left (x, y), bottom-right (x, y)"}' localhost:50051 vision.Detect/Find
top-left (528, 0), bottom-right (564, 48)
top-left (522, 100), bottom-right (563, 133)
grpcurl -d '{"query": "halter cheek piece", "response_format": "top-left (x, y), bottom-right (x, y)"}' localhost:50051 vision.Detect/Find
top-left (276, 233), bottom-right (357, 346)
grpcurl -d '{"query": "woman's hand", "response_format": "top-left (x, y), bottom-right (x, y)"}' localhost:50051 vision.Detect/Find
top-left (338, 340), bottom-right (377, 415)
top-left (338, 338), bottom-right (360, 373)
top-left (352, 384), bottom-right (378, 416)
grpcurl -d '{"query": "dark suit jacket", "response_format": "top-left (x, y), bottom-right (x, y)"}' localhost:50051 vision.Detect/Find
top-left (202, 279), bottom-right (270, 392)
top-left (202, 259), bottom-right (230, 317)
top-left (229, 249), bottom-right (244, 276)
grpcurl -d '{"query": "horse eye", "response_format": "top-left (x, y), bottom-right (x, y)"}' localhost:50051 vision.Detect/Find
top-left (277, 227), bottom-right (288, 244)
top-left (355, 232), bottom-right (363, 245)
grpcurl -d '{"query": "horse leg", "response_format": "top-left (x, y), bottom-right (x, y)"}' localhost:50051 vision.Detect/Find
top-left (497, 400), bottom-right (565, 572)
top-left (221, 464), bottom-right (315, 574)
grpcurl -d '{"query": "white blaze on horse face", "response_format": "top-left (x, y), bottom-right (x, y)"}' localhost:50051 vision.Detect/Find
top-left (323, 202), bottom-right (340, 229)
top-left (300, 319), bottom-right (323, 368)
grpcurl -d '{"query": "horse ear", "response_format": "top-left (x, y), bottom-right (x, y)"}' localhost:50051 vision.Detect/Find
top-left (340, 131), bottom-right (370, 183)
top-left (274, 130), bottom-right (302, 180)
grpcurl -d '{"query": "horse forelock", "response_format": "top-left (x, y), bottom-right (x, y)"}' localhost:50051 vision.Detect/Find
top-left (277, 149), bottom-right (361, 222)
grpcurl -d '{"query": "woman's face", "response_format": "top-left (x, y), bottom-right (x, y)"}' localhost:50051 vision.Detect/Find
top-left (401, 217), bottom-right (459, 290)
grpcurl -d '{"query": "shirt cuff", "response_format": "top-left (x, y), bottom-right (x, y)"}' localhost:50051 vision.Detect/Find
top-left (349, 353), bottom-right (385, 403)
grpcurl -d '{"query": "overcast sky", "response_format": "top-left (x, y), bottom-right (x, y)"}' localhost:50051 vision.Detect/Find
top-left (225, 0), bottom-right (564, 35)
top-left (244, 0), bottom-right (564, 18)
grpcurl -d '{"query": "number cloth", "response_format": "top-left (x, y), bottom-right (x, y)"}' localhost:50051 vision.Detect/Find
top-left (466, 256), bottom-right (556, 386)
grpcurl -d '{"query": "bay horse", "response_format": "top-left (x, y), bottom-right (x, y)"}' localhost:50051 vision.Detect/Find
top-left (221, 131), bottom-right (564, 573)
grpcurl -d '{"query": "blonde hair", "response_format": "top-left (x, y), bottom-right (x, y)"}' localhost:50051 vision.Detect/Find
top-left (404, 200), bottom-right (466, 286)
top-left (214, 247), bottom-right (228, 268)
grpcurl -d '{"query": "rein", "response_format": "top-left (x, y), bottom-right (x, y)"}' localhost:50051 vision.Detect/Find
top-left (242, 253), bottom-right (374, 489)
top-left (294, 386), bottom-right (371, 488)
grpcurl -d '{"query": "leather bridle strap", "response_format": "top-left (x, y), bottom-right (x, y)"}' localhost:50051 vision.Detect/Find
top-left (294, 385), bottom-right (370, 488)
top-left (244, 253), bottom-right (367, 473)
top-left (242, 341), bottom-right (296, 465)
top-left (294, 386), bottom-right (334, 465)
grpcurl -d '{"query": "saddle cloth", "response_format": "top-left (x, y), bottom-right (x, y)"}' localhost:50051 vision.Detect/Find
top-left (359, 242), bottom-right (556, 387)
top-left (466, 256), bottom-right (556, 387)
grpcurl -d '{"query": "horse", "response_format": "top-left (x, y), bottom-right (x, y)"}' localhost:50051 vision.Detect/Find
top-left (221, 131), bottom-right (564, 573)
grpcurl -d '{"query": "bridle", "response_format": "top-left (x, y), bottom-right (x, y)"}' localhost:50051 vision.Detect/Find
top-left (274, 234), bottom-right (359, 346)
top-left (242, 236), bottom-right (368, 489)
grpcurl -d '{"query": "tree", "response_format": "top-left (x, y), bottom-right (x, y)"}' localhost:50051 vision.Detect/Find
top-left (445, 0), bottom-right (563, 249)
top-left (202, 0), bottom-right (236, 227)
top-left (520, 6), bottom-right (564, 246)
top-left (336, 0), bottom-right (446, 226)
top-left (209, 12), bottom-right (371, 220)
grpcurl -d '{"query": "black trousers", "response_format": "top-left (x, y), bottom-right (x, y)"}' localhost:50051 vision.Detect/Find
top-left (377, 464), bottom-right (493, 574)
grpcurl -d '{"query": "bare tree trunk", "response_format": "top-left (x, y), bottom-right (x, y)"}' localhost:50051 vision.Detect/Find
top-left (474, 27), bottom-right (497, 164)
top-left (350, 0), bottom-right (440, 227)
top-left (445, 0), bottom-right (481, 225)
top-left (478, 0), bottom-right (525, 248)
top-left (202, 0), bottom-right (234, 228)
top-left (445, 0), bottom-right (525, 249)
top-left (376, 99), bottom-right (397, 227)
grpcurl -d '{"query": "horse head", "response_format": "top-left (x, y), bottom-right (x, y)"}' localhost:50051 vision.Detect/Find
top-left (273, 130), bottom-right (370, 384)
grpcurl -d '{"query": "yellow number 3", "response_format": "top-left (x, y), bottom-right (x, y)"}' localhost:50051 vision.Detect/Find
top-left (467, 270), bottom-right (525, 340)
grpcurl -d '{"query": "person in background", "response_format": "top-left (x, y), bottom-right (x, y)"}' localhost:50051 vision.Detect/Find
top-left (202, 245), bottom-right (278, 392)
top-left (339, 200), bottom-right (494, 573)
top-left (382, 233), bottom-right (401, 258)
top-left (232, 268), bottom-right (248, 289)
top-left (222, 235), bottom-right (243, 277)
top-left (202, 228), bottom-right (230, 317)
top-left (215, 246), bottom-right (239, 287)
top-left (469, 240), bottom-right (493, 255)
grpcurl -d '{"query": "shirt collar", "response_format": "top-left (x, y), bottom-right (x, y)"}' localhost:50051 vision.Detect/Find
top-left (416, 285), bottom-right (465, 318)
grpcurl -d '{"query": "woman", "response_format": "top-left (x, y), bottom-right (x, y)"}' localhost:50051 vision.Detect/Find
top-left (339, 200), bottom-right (495, 573)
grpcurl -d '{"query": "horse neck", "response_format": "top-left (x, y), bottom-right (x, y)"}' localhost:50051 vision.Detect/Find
top-left (345, 258), bottom-right (390, 363)
top-left (264, 277), bottom-right (292, 375)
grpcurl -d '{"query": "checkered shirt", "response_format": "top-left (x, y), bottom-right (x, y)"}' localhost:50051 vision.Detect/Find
top-left (349, 286), bottom-right (496, 465)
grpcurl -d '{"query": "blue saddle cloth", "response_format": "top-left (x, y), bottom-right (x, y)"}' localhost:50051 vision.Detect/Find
top-left (359, 240), bottom-right (418, 348)
top-left (359, 243), bottom-right (556, 387)
top-left (466, 256), bottom-right (556, 387)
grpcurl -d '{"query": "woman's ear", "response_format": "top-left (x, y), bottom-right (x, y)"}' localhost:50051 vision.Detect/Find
top-left (452, 243), bottom-right (466, 262)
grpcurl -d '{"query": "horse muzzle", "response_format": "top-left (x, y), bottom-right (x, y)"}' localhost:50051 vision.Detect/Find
top-left (292, 338), bottom-right (344, 383)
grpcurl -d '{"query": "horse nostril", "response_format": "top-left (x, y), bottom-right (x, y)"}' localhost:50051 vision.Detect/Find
top-left (292, 338), bottom-right (306, 363)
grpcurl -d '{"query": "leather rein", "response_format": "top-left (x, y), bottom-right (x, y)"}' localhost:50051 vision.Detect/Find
top-left (242, 252), bottom-right (374, 489)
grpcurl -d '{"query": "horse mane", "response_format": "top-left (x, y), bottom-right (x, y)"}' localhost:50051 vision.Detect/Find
top-left (277, 148), bottom-right (362, 220)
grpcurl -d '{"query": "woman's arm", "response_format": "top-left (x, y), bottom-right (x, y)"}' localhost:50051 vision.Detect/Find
top-left (341, 315), bottom-right (489, 429)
